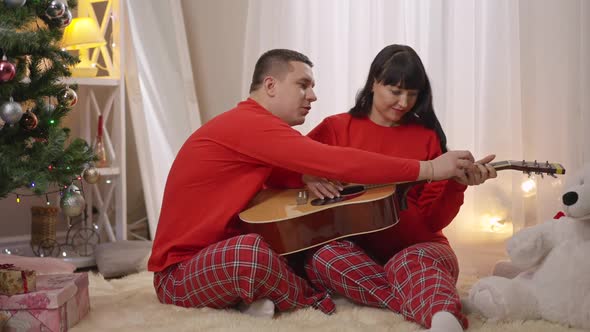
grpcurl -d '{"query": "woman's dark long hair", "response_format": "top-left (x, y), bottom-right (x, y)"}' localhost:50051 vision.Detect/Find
top-left (349, 44), bottom-right (448, 153)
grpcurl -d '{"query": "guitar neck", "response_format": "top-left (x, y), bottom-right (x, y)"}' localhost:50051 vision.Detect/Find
top-left (489, 160), bottom-right (565, 175)
top-left (361, 160), bottom-right (565, 190)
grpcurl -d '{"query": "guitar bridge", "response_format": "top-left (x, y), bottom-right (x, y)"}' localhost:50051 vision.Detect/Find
top-left (296, 191), bottom-right (308, 205)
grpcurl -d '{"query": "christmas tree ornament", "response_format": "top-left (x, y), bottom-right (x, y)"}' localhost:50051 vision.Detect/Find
top-left (58, 9), bottom-right (72, 28)
top-left (0, 55), bottom-right (16, 82)
top-left (82, 165), bottom-right (100, 184)
top-left (3, 0), bottom-right (27, 8)
top-left (19, 109), bottom-right (39, 130)
top-left (58, 87), bottom-right (77, 107)
top-left (0, 97), bottom-right (23, 124)
top-left (43, 103), bottom-right (56, 114)
top-left (45, 0), bottom-right (66, 19)
top-left (60, 185), bottom-right (85, 217)
top-left (93, 115), bottom-right (109, 167)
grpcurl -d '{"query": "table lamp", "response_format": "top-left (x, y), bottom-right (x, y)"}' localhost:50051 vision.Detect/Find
top-left (61, 17), bottom-right (107, 77)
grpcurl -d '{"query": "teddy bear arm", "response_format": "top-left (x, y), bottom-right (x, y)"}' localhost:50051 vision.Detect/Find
top-left (507, 224), bottom-right (553, 269)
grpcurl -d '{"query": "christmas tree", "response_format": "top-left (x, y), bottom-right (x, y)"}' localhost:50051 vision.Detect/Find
top-left (0, 0), bottom-right (96, 200)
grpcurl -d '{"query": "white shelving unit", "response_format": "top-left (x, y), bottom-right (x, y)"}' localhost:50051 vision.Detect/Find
top-left (67, 0), bottom-right (127, 244)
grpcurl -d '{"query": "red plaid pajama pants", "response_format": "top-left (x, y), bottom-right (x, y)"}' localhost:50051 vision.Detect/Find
top-left (153, 233), bottom-right (335, 314)
top-left (304, 240), bottom-right (467, 329)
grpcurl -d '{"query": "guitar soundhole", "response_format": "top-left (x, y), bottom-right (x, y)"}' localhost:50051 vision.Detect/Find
top-left (310, 185), bottom-right (366, 206)
top-left (339, 185), bottom-right (365, 196)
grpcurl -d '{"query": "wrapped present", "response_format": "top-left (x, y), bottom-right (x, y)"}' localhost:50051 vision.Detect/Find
top-left (0, 273), bottom-right (90, 332)
top-left (0, 264), bottom-right (37, 296)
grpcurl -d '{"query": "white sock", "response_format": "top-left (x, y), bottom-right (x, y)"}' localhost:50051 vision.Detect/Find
top-left (426, 311), bottom-right (463, 332)
top-left (238, 298), bottom-right (275, 319)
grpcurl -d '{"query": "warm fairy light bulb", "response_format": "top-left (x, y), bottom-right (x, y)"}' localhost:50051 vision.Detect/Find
top-left (106, 179), bottom-right (112, 184)
top-left (16, 195), bottom-right (20, 203)
top-left (480, 213), bottom-right (512, 234)
top-left (521, 178), bottom-right (537, 197)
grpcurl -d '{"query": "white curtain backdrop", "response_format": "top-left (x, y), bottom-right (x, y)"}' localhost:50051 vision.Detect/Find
top-left (125, 0), bottom-right (201, 238)
top-left (241, 0), bottom-right (590, 265)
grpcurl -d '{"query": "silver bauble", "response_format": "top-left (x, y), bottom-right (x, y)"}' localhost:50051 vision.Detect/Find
top-left (58, 87), bottom-right (77, 107)
top-left (44, 103), bottom-right (56, 114)
top-left (60, 185), bottom-right (85, 217)
top-left (58, 9), bottom-right (72, 28)
top-left (0, 98), bottom-right (23, 125)
top-left (4, 0), bottom-right (27, 8)
top-left (82, 166), bottom-right (100, 184)
top-left (45, 0), bottom-right (66, 19)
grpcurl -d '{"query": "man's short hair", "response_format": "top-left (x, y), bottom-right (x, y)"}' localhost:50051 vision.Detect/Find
top-left (249, 49), bottom-right (313, 93)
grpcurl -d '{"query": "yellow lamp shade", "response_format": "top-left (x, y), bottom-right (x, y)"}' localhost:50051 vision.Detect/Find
top-left (61, 17), bottom-right (106, 50)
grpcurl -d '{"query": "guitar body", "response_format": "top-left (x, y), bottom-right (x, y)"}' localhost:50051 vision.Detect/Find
top-left (240, 185), bottom-right (399, 255)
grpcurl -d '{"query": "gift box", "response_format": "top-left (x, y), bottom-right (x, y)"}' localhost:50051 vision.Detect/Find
top-left (0, 264), bottom-right (37, 296)
top-left (0, 273), bottom-right (90, 332)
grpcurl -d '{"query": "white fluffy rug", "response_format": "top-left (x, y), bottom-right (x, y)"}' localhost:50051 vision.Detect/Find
top-left (71, 272), bottom-right (585, 332)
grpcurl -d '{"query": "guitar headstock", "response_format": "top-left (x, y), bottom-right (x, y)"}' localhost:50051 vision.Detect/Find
top-left (490, 160), bottom-right (566, 176)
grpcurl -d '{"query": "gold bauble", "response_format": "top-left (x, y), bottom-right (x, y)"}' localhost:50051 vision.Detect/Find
top-left (83, 166), bottom-right (100, 184)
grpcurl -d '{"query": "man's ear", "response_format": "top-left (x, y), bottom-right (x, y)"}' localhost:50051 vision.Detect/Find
top-left (263, 76), bottom-right (277, 97)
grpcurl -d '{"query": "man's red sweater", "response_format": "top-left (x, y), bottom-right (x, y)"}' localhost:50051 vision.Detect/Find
top-left (306, 113), bottom-right (467, 263)
top-left (148, 99), bottom-right (425, 272)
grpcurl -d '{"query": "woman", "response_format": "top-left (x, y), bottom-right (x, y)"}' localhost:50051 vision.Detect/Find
top-left (301, 44), bottom-right (496, 331)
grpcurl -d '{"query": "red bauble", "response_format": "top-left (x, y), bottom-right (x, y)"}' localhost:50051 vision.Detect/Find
top-left (0, 58), bottom-right (16, 82)
top-left (20, 110), bottom-right (39, 130)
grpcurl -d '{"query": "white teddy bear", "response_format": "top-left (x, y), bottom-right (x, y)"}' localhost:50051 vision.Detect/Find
top-left (468, 162), bottom-right (590, 329)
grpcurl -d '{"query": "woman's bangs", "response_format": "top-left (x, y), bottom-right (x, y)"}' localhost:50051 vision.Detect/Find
top-left (378, 54), bottom-right (425, 90)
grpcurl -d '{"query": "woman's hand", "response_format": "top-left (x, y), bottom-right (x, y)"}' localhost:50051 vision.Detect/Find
top-left (453, 154), bottom-right (498, 186)
top-left (302, 175), bottom-right (344, 199)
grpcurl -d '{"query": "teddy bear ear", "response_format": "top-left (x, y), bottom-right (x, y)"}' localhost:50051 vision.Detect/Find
top-left (565, 163), bottom-right (589, 188)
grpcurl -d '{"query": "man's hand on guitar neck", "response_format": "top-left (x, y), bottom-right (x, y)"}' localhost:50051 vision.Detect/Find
top-left (302, 175), bottom-right (344, 200)
top-left (419, 150), bottom-right (476, 182)
top-left (453, 154), bottom-right (498, 186)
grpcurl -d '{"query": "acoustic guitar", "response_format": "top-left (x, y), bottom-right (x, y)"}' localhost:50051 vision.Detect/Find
top-left (239, 160), bottom-right (565, 255)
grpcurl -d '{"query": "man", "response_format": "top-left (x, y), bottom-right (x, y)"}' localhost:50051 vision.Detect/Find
top-left (148, 49), bottom-right (475, 317)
